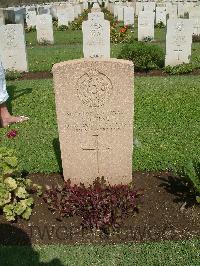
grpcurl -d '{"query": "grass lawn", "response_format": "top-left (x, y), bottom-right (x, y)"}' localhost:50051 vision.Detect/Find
top-left (0, 239), bottom-right (199, 266)
top-left (0, 76), bottom-right (199, 173)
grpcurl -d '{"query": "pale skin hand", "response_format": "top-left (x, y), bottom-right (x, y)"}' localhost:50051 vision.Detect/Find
top-left (0, 103), bottom-right (29, 128)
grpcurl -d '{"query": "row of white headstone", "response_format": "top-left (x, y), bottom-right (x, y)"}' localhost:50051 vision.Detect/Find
top-left (107, 1), bottom-right (200, 29)
top-left (0, 2), bottom-right (88, 72)
top-left (0, 2), bottom-right (88, 27)
top-left (0, 1), bottom-right (199, 72)
top-left (106, 2), bottom-right (199, 66)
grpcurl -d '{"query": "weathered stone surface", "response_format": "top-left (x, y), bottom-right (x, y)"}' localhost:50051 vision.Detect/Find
top-left (165, 19), bottom-right (193, 66)
top-left (36, 14), bottom-right (54, 44)
top-left (57, 9), bottom-right (69, 27)
top-left (82, 17), bottom-right (110, 58)
top-left (0, 24), bottom-right (28, 72)
top-left (26, 10), bottom-right (37, 28)
top-left (52, 58), bottom-right (134, 186)
top-left (156, 6), bottom-right (167, 25)
top-left (138, 11), bottom-right (154, 41)
top-left (124, 6), bottom-right (134, 26)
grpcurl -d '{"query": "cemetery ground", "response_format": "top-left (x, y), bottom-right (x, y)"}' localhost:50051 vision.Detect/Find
top-left (0, 76), bottom-right (200, 264)
top-left (1, 14), bottom-right (200, 266)
top-left (20, 22), bottom-right (200, 74)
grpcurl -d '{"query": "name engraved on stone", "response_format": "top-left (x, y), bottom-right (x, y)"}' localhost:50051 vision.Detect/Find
top-left (64, 110), bottom-right (127, 132)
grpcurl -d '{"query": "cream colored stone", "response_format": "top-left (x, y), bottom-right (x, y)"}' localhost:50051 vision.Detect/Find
top-left (52, 58), bottom-right (134, 186)
top-left (0, 24), bottom-right (28, 72)
top-left (36, 14), bottom-right (54, 44)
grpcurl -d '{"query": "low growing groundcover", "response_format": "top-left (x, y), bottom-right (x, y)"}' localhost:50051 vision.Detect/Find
top-left (0, 76), bottom-right (199, 174)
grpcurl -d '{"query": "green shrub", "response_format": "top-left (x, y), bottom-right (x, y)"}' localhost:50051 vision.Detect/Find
top-left (57, 25), bottom-right (68, 31)
top-left (118, 41), bottom-right (165, 71)
top-left (53, 19), bottom-right (58, 28)
top-left (164, 63), bottom-right (194, 75)
top-left (155, 21), bottom-right (165, 28)
top-left (5, 70), bottom-right (22, 80)
top-left (111, 26), bottom-right (132, 44)
top-left (0, 148), bottom-right (42, 221)
top-left (178, 160), bottom-right (200, 203)
top-left (69, 9), bottom-right (90, 30)
top-left (25, 26), bottom-right (36, 33)
top-left (192, 34), bottom-right (200, 43)
top-left (142, 36), bottom-right (153, 42)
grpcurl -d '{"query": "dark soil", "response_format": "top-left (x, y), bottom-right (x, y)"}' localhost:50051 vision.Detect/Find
top-left (20, 71), bottom-right (53, 80)
top-left (14, 69), bottom-right (200, 81)
top-left (0, 171), bottom-right (199, 245)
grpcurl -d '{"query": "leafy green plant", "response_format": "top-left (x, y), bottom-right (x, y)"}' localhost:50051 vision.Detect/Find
top-left (43, 177), bottom-right (143, 233)
top-left (178, 160), bottom-right (200, 203)
top-left (164, 63), bottom-right (194, 75)
top-left (155, 21), bottom-right (165, 28)
top-left (0, 148), bottom-right (42, 221)
top-left (192, 34), bottom-right (200, 43)
top-left (111, 25), bottom-right (132, 44)
top-left (25, 26), bottom-right (36, 33)
top-left (69, 9), bottom-right (90, 30)
top-left (142, 36), bottom-right (153, 42)
top-left (5, 70), bottom-right (22, 80)
top-left (53, 18), bottom-right (58, 28)
top-left (118, 40), bottom-right (165, 71)
top-left (57, 25), bottom-right (68, 31)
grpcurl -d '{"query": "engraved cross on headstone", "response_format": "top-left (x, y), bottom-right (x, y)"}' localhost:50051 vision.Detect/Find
top-left (81, 134), bottom-right (110, 176)
top-left (174, 46), bottom-right (183, 61)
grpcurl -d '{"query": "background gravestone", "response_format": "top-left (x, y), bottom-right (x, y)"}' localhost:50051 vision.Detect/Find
top-left (124, 6), bottom-right (134, 26)
top-left (36, 14), bottom-right (54, 44)
top-left (53, 58), bottom-right (134, 186)
top-left (26, 10), bottom-right (37, 28)
top-left (138, 11), bottom-right (154, 41)
top-left (82, 16), bottom-right (110, 58)
top-left (57, 9), bottom-right (69, 27)
top-left (165, 19), bottom-right (193, 66)
top-left (0, 24), bottom-right (28, 72)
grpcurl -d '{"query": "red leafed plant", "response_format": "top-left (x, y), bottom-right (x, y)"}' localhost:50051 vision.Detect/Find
top-left (43, 177), bottom-right (143, 232)
top-left (6, 130), bottom-right (17, 138)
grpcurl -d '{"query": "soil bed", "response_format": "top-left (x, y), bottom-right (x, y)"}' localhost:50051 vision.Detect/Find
top-left (0, 171), bottom-right (199, 245)
top-left (13, 69), bottom-right (200, 81)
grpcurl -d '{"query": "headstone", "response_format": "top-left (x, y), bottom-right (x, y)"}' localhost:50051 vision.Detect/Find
top-left (143, 2), bottom-right (155, 13)
top-left (57, 9), bottom-right (69, 27)
top-left (15, 13), bottom-right (24, 26)
top-left (192, 18), bottom-right (200, 35)
top-left (136, 2), bottom-right (144, 16)
top-left (117, 5), bottom-right (124, 21)
top-left (37, 5), bottom-right (51, 15)
top-left (83, 1), bottom-right (88, 10)
top-left (165, 19), bottom-right (193, 66)
top-left (52, 58), bottom-right (134, 186)
top-left (124, 6), bottom-right (134, 26)
top-left (82, 16), bottom-right (110, 58)
top-left (88, 12), bottom-right (104, 21)
top-left (26, 11), bottom-right (37, 28)
top-left (138, 11), bottom-right (154, 41)
top-left (36, 14), bottom-right (54, 44)
top-left (91, 3), bottom-right (101, 12)
top-left (0, 9), bottom-right (4, 26)
top-left (0, 24), bottom-right (28, 72)
top-left (156, 6), bottom-right (167, 25)
top-left (67, 6), bottom-right (75, 22)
